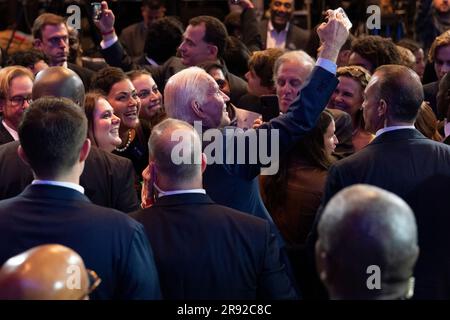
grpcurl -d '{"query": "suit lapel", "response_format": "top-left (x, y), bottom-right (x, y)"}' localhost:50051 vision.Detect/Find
top-left (0, 122), bottom-right (14, 145)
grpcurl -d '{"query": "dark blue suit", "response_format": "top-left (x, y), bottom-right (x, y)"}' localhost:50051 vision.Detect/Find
top-left (0, 184), bottom-right (161, 300)
top-left (131, 193), bottom-right (297, 300)
top-left (204, 66), bottom-right (338, 237)
top-left (0, 141), bottom-right (139, 212)
top-left (308, 129), bottom-right (450, 299)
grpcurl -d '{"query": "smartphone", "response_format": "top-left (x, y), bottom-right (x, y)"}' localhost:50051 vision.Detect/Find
top-left (260, 95), bottom-right (280, 122)
top-left (91, 2), bottom-right (102, 21)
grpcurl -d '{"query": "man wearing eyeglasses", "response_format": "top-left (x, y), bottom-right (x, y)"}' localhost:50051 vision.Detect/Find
top-left (32, 13), bottom-right (93, 90)
top-left (0, 66), bottom-right (34, 145)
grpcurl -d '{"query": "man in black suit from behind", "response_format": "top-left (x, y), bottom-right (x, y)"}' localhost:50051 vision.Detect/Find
top-left (308, 64), bottom-right (450, 299)
top-left (131, 118), bottom-right (297, 299)
top-left (0, 97), bottom-right (161, 299)
top-left (0, 67), bottom-right (139, 212)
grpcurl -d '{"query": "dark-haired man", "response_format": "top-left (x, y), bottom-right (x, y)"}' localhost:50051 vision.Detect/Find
top-left (0, 97), bottom-right (161, 300)
top-left (308, 64), bottom-right (450, 299)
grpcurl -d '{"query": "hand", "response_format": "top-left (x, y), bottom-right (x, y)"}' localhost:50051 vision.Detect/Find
top-left (252, 117), bottom-right (264, 129)
top-left (317, 9), bottom-right (350, 62)
top-left (94, 1), bottom-right (116, 36)
top-left (140, 164), bottom-right (156, 209)
top-left (236, 0), bottom-right (255, 9)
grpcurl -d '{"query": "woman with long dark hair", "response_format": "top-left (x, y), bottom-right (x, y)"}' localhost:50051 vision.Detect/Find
top-left (260, 110), bottom-right (337, 247)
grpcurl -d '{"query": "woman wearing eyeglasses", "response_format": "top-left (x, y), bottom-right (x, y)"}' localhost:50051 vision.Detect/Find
top-left (327, 65), bottom-right (374, 152)
top-left (90, 67), bottom-right (150, 191)
top-left (0, 66), bottom-right (34, 145)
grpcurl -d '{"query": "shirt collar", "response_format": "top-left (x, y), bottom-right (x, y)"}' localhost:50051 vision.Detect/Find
top-left (1, 120), bottom-right (18, 141)
top-left (157, 188), bottom-right (206, 198)
top-left (375, 125), bottom-right (416, 137)
top-left (145, 55), bottom-right (159, 66)
top-left (444, 119), bottom-right (450, 138)
top-left (32, 180), bottom-right (85, 194)
top-left (268, 20), bottom-right (290, 33)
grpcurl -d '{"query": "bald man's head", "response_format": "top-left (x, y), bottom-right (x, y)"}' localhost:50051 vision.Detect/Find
top-left (32, 67), bottom-right (85, 107)
top-left (0, 244), bottom-right (98, 300)
top-left (148, 118), bottom-right (205, 189)
top-left (316, 184), bottom-right (418, 300)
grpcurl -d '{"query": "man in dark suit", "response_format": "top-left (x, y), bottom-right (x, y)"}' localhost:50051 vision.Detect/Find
top-left (119, 0), bottom-right (166, 60)
top-left (308, 64), bottom-right (450, 299)
top-left (132, 118), bottom-right (297, 299)
top-left (32, 13), bottom-right (93, 90)
top-left (0, 67), bottom-right (138, 212)
top-left (96, 2), bottom-right (247, 105)
top-left (0, 66), bottom-right (34, 145)
top-left (0, 97), bottom-right (161, 300)
top-left (157, 13), bottom-right (348, 229)
top-left (259, 0), bottom-right (310, 51)
top-left (316, 184), bottom-right (419, 300)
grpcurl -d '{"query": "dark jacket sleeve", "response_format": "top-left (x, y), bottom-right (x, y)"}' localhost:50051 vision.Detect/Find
top-left (222, 66), bottom-right (338, 180)
top-left (241, 7), bottom-right (263, 52)
top-left (101, 40), bottom-right (137, 72)
top-left (258, 221), bottom-right (298, 299)
top-left (119, 222), bottom-right (162, 299)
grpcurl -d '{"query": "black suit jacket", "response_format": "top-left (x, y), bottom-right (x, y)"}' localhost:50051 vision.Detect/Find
top-left (310, 129), bottom-right (450, 299)
top-left (131, 193), bottom-right (297, 300)
top-left (0, 121), bottom-right (14, 145)
top-left (0, 141), bottom-right (138, 212)
top-left (259, 20), bottom-right (310, 51)
top-left (0, 184), bottom-right (161, 300)
top-left (67, 62), bottom-right (94, 92)
top-left (423, 80), bottom-right (439, 117)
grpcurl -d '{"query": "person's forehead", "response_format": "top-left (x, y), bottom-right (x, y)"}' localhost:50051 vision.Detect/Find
top-left (208, 67), bottom-right (225, 80)
top-left (110, 79), bottom-right (135, 93)
top-left (272, 0), bottom-right (294, 5)
top-left (10, 75), bottom-right (33, 91)
top-left (277, 61), bottom-right (309, 78)
top-left (42, 23), bottom-right (68, 36)
top-left (185, 23), bottom-right (205, 39)
top-left (435, 44), bottom-right (450, 60)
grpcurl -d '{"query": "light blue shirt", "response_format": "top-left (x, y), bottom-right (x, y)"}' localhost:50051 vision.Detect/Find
top-left (375, 125), bottom-right (416, 137)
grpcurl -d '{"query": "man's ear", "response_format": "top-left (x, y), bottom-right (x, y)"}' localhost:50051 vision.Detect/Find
top-left (17, 145), bottom-right (30, 166)
top-left (378, 98), bottom-right (388, 117)
top-left (191, 100), bottom-right (203, 118)
top-left (207, 44), bottom-right (218, 58)
top-left (33, 39), bottom-right (42, 50)
top-left (79, 138), bottom-right (91, 163)
top-left (0, 98), bottom-right (5, 113)
top-left (200, 153), bottom-right (207, 173)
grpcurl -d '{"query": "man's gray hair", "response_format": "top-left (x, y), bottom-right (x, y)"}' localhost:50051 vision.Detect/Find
top-left (273, 50), bottom-right (315, 81)
top-left (164, 67), bottom-right (210, 125)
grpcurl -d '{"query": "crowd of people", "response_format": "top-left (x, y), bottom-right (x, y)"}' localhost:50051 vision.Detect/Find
top-left (0, 0), bottom-right (449, 300)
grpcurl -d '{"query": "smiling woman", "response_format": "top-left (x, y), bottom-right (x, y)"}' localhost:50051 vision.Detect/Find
top-left (84, 92), bottom-right (122, 153)
top-left (90, 67), bottom-right (152, 195)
